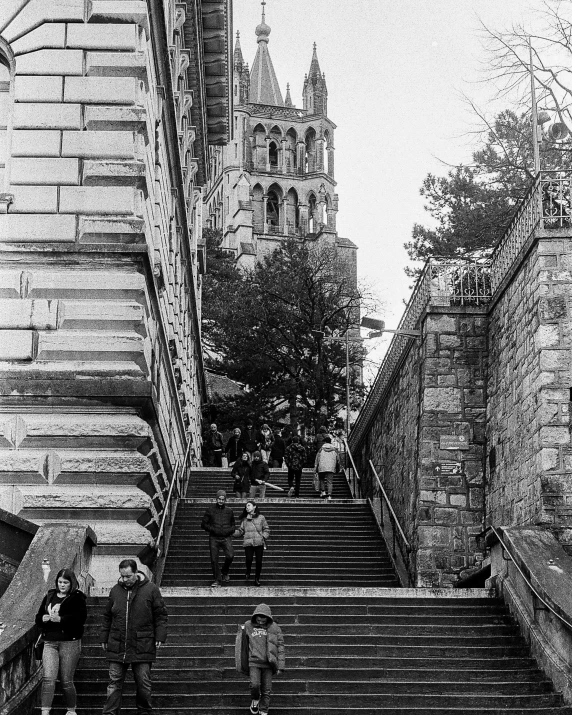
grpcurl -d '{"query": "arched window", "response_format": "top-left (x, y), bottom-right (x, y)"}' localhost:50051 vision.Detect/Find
top-left (305, 128), bottom-right (316, 174)
top-left (308, 193), bottom-right (317, 233)
top-left (268, 140), bottom-right (278, 168)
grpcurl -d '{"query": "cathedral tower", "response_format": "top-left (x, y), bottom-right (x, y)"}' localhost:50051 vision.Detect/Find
top-left (204, 2), bottom-right (355, 275)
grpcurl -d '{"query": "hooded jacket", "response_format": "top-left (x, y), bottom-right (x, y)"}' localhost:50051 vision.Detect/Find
top-left (234, 509), bottom-right (270, 548)
top-left (235, 603), bottom-right (285, 674)
top-left (35, 589), bottom-right (87, 640)
top-left (315, 443), bottom-right (340, 474)
top-left (100, 572), bottom-right (168, 663)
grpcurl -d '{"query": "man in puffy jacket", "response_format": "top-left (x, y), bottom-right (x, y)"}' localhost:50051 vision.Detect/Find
top-left (235, 603), bottom-right (285, 715)
top-left (201, 489), bottom-right (236, 586)
top-left (314, 435), bottom-right (340, 501)
top-left (100, 559), bottom-right (168, 715)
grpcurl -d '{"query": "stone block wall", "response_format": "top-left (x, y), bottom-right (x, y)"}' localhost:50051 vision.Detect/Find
top-left (352, 306), bottom-right (488, 587)
top-left (0, 1), bottom-right (221, 586)
top-left (417, 308), bottom-right (487, 586)
top-left (487, 235), bottom-right (572, 543)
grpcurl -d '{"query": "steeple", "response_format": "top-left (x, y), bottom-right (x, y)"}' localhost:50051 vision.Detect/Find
top-left (233, 31), bottom-right (244, 70)
top-left (249, 0), bottom-right (284, 106)
top-left (284, 83), bottom-right (293, 107)
top-left (303, 42), bottom-right (328, 116)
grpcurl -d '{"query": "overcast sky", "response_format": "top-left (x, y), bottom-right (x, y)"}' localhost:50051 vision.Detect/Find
top-left (233, 0), bottom-right (540, 377)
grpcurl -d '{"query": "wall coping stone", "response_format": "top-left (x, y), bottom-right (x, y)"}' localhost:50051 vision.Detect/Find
top-left (0, 507), bottom-right (37, 537)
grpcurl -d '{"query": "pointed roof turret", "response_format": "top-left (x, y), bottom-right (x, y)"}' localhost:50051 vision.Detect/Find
top-left (308, 42), bottom-right (322, 79)
top-left (284, 83), bottom-right (293, 107)
top-left (234, 31), bottom-right (244, 70)
top-left (249, 1), bottom-right (284, 106)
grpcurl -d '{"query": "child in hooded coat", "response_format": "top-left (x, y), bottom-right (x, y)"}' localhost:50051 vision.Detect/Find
top-left (235, 603), bottom-right (285, 715)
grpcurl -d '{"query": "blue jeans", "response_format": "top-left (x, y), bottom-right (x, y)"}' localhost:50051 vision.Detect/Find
top-left (41, 639), bottom-right (81, 710)
top-left (319, 471), bottom-right (334, 496)
top-left (102, 661), bottom-right (153, 715)
top-left (250, 665), bottom-right (273, 712)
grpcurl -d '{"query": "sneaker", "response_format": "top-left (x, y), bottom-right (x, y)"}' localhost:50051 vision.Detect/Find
top-left (254, 579), bottom-right (261, 586)
top-left (222, 573), bottom-right (230, 583)
top-left (320, 491), bottom-right (326, 498)
top-left (210, 581), bottom-right (220, 588)
top-left (327, 495), bottom-right (332, 501)
top-left (250, 700), bottom-right (259, 714)
top-left (288, 487), bottom-right (295, 497)
top-left (259, 711), bottom-right (268, 715)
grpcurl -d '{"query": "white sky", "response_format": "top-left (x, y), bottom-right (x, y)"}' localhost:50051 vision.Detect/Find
top-left (233, 0), bottom-right (541, 377)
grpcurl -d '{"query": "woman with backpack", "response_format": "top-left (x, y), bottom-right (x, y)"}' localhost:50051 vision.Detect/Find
top-left (234, 499), bottom-right (270, 586)
top-left (284, 435), bottom-right (307, 497)
top-left (35, 568), bottom-right (88, 715)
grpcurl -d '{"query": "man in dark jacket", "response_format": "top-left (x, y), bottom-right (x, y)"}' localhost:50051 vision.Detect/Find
top-left (242, 420), bottom-right (259, 456)
top-left (201, 489), bottom-right (236, 586)
top-left (269, 430), bottom-right (286, 468)
top-left (203, 423), bottom-right (224, 467)
top-left (100, 559), bottom-right (168, 715)
top-left (226, 427), bottom-right (245, 465)
top-left (250, 451), bottom-right (270, 498)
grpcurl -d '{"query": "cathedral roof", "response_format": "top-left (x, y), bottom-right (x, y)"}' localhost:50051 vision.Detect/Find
top-left (249, 3), bottom-right (284, 106)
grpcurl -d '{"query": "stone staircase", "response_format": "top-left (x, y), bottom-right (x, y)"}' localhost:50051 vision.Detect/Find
top-left (52, 468), bottom-right (572, 714)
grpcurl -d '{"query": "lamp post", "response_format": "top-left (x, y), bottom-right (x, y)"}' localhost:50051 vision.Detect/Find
top-left (312, 317), bottom-right (421, 436)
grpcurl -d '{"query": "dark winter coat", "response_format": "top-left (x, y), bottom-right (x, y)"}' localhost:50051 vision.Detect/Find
top-left (226, 435), bottom-right (245, 463)
top-left (231, 461), bottom-right (251, 494)
top-left (242, 427), bottom-right (259, 453)
top-left (203, 430), bottom-right (224, 453)
top-left (257, 429), bottom-right (274, 452)
top-left (201, 503), bottom-right (236, 537)
top-left (269, 436), bottom-right (286, 462)
top-left (100, 573), bottom-right (168, 663)
top-left (250, 460), bottom-right (270, 486)
top-left (284, 442), bottom-right (307, 471)
top-left (235, 603), bottom-right (285, 674)
top-left (35, 589), bottom-right (87, 640)
top-left (234, 509), bottom-right (270, 548)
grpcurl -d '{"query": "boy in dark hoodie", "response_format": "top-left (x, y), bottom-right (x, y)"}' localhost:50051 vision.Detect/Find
top-left (236, 603), bottom-right (285, 715)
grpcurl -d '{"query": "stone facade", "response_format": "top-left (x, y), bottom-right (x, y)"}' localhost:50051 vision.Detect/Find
top-left (203, 9), bottom-right (357, 275)
top-left (0, 1), bottom-right (232, 586)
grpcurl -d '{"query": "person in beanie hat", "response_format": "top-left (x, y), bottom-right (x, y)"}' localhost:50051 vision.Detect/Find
top-left (235, 603), bottom-right (285, 715)
top-left (200, 490), bottom-right (236, 586)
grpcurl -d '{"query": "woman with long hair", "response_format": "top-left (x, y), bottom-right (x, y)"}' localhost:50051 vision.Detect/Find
top-left (234, 500), bottom-right (270, 586)
top-left (35, 568), bottom-right (87, 715)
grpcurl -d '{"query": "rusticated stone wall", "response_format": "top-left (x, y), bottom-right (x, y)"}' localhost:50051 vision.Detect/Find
top-left (487, 236), bottom-right (572, 544)
top-left (352, 306), bottom-right (488, 587)
top-left (0, 1), bottom-right (230, 586)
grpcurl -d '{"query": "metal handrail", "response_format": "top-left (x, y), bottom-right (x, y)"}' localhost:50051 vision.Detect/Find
top-left (491, 525), bottom-right (572, 631)
top-left (156, 436), bottom-right (193, 557)
top-left (156, 459), bottom-right (180, 557)
top-left (368, 460), bottom-right (411, 552)
top-left (342, 437), bottom-right (362, 498)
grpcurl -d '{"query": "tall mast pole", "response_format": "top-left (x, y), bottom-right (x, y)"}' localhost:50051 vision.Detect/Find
top-left (530, 39), bottom-right (541, 174)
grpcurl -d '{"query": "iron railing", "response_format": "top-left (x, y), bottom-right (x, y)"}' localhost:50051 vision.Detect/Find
top-left (156, 438), bottom-right (193, 558)
top-left (349, 260), bottom-right (492, 449)
top-left (490, 170), bottom-right (572, 292)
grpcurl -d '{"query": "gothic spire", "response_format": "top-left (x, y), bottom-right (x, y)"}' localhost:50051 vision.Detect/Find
top-left (308, 42), bottom-right (322, 79)
top-left (233, 30), bottom-right (244, 70)
top-left (284, 83), bottom-right (293, 107)
top-left (249, 0), bottom-right (284, 106)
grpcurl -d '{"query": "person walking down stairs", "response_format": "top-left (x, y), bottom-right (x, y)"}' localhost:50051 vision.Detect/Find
top-left (235, 603), bottom-right (285, 715)
top-left (231, 452), bottom-right (251, 499)
top-left (234, 499), bottom-right (270, 586)
top-left (200, 490), bottom-right (236, 586)
top-left (284, 436), bottom-right (307, 497)
top-left (249, 451), bottom-right (270, 499)
top-left (314, 435), bottom-right (340, 501)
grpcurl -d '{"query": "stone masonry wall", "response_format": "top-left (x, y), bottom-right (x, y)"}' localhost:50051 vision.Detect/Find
top-left (0, 1), bottom-right (213, 586)
top-left (353, 307), bottom-right (488, 587)
top-left (417, 308), bottom-right (487, 587)
top-left (487, 235), bottom-right (572, 545)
